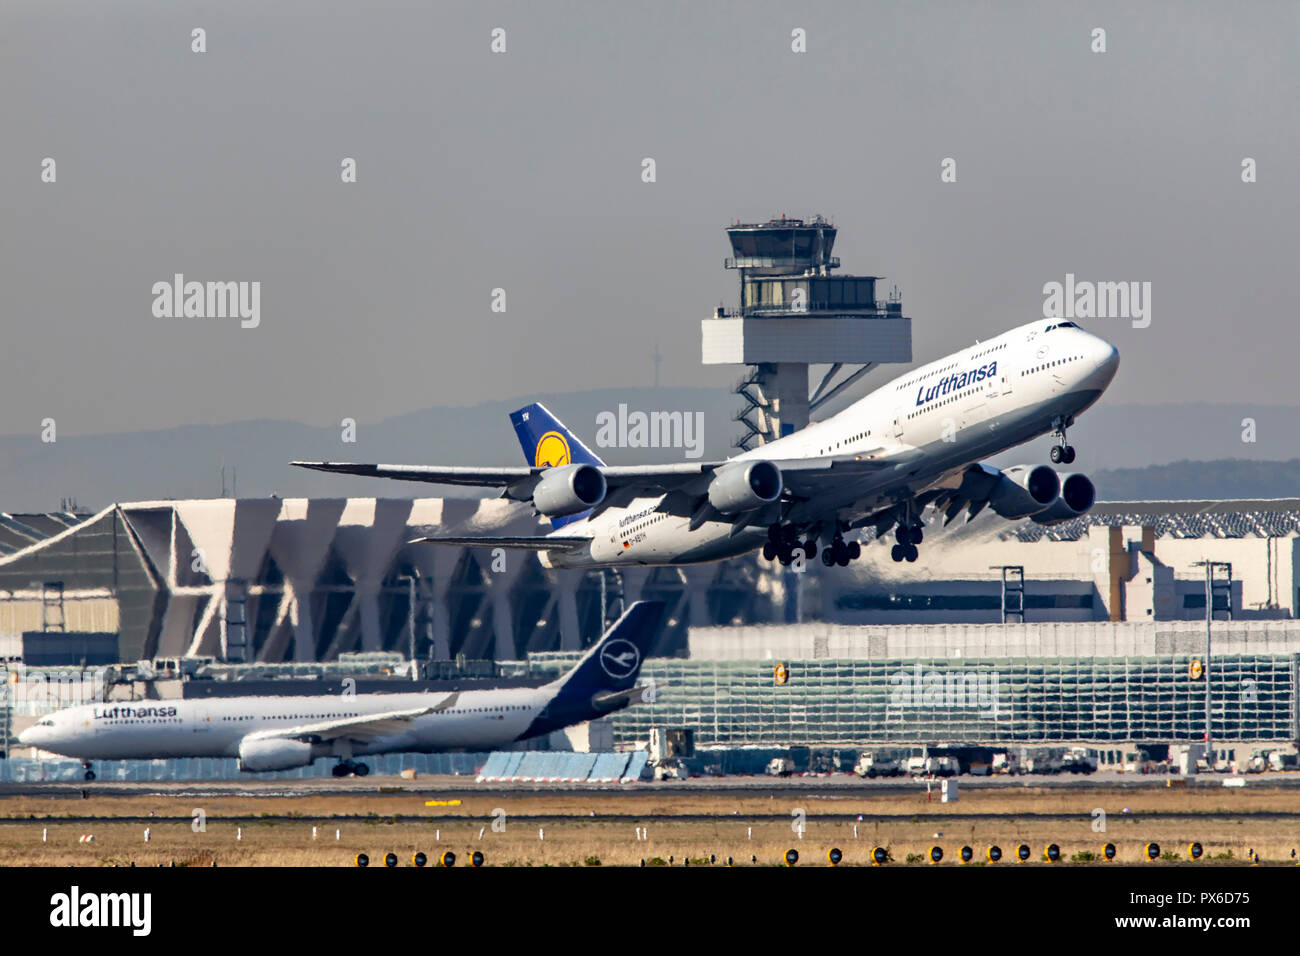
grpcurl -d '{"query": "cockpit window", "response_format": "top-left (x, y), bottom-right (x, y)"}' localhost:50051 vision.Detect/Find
top-left (37, 718), bottom-right (55, 727)
top-left (1045, 321), bottom-right (1080, 332)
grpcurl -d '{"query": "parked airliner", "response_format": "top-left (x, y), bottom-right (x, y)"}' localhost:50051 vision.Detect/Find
top-left (294, 318), bottom-right (1118, 569)
top-left (19, 603), bottom-right (664, 780)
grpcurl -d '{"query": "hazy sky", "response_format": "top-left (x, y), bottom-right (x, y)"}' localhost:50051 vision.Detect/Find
top-left (3, 0), bottom-right (1297, 439)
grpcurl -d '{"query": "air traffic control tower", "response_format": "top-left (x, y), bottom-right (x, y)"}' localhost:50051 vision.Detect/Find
top-left (702, 216), bottom-right (913, 449)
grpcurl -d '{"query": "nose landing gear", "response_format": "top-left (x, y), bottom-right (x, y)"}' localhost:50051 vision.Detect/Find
top-left (1049, 414), bottom-right (1076, 464)
top-left (82, 762), bottom-right (96, 782)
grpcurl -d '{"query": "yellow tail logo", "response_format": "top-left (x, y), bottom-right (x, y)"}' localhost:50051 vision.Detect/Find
top-left (534, 431), bottom-right (571, 468)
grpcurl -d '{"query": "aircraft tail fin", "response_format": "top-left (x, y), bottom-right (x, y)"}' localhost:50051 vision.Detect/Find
top-left (519, 602), bottom-right (664, 740)
top-left (508, 402), bottom-right (605, 529)
top-left (553, 601), bottom-right (662, 695)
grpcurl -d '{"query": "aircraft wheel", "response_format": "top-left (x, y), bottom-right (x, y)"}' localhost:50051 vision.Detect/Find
top-left (778, 550), bottom-right (792, 567)
top-left (84, 770), bottom-right (96, 782)
top-left (1050, 445), bottom-right (1063, 464)
top-left (803, 539), bottom-right (818, 560)
top-left (891, 544), bottom-right (905, 562)
top-left (821, 549), bottom-right (834, 567)
top-left (354, 763), bottom-right (370, 777)
top-left (909, 525), bottom-right (923, 545)
top-left (1062, 445), bottom-right (1076, 464)
top-left (904, 545), bottom-right (919, 563)
top-left (332, 763), bottom-right (349, 777)
top-left (762, 541), bottom-right (776, 561)
top-left (848, 541), bottom-right (861, 560)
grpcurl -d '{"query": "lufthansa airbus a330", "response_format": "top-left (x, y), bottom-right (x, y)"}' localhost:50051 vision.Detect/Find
top-left (20, 603), bottom-right (663, 780)
top-left (294, 318), bottom-right (1118, 569)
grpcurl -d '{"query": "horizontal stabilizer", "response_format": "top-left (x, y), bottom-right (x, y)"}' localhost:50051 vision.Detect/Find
top-left (292, 461), bottom-right (531, 486)
top-left (410, 534), bottom-right (589, 553)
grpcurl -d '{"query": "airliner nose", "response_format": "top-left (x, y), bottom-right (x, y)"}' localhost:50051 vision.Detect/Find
top-left (1091, 338), bottom-right (1120, 383)
top-left (17, 726), bottom-right (36, 745)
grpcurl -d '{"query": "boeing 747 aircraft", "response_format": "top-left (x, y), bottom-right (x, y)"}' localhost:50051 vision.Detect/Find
top-left (19, 603), bottom-right (664, 780)
top-left (295, 318), bottom-right (1118, 569)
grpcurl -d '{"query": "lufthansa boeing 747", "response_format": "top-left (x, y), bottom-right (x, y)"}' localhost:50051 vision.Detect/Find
top-left (294, 318), bottom-right (1118, 569)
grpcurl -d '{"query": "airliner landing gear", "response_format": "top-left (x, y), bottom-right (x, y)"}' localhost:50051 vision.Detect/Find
top-left (82, 762), bottom-right (95, 782)
top-left (890, 509), bottom-right (924, 562)
top-left (819, 532), bottom-right (861, 567)
top-left (332, 760), bottom-right (370, 778)
top-left (764, 524), bottom-right (814, 566)
top-left (1050, 415), bottom-right (1076, 464)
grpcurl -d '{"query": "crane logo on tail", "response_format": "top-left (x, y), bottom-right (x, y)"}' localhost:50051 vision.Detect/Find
top-left (534, 431), bottom-right (572, 468)
top-left (599, 638), bottom-right (641, 680)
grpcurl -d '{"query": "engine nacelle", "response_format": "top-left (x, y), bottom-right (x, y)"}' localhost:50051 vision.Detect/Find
top-left (707, 460), bottom-right (783, 515)
top-left (532, 463), bottom-right (607, 517)
top-left (987, 464), bottom-right (1060, 519)
top-left (1031, 473), bottom-right (1096, 525)
top-left (237, 737), bottom-right (315, 772)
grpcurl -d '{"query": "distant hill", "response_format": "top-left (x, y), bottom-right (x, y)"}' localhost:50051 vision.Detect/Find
top-left (2, 390), bottom-right (1298, 512)
top-left (1090, 458), bottom-right (1300, 502)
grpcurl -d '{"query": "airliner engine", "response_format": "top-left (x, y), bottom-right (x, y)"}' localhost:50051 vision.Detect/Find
top-left (532, 463), bottom-right (607, 517)
top-left (707, 460), bottom-right (783, 514)
top-left (987, 464), bottom-right (1060, 519)
top-left (1031, 472), bottom-right (1096, 525)
top-left (237, 738), bottom-right (314, 772)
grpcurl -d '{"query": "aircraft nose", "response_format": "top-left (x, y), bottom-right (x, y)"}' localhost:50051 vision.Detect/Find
top-left (1091, 338), bottom-right (1120, 382)
top-left (17, 726), bottom-right (37, 746)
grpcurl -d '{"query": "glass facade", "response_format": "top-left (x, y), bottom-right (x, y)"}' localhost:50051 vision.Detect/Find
top-left (530, 654), bottom-right (1297, 747)
top-left (728, 225), bottom-right (836, 261)
top-left (742, 276), bottom-right (878, 313)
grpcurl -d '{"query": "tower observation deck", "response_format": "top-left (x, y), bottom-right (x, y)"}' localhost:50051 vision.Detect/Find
top-left (702, 215), bottom-right (913, 449)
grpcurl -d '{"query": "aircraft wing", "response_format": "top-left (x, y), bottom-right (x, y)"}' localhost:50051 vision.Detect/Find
top-left (409, 534), bottom-right (589, 552)
top-left (772, 450), bottom-right (915, 498)
top-left (245, 705), bottom-right (437, 743)
top-left (292, 455), bottom-right (907, 495)
top-left (292, 460), bottom-right (720, 495)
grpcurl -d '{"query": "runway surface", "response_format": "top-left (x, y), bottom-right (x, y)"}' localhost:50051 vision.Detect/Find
top-left (3, 768), bottom-right (1296, 800)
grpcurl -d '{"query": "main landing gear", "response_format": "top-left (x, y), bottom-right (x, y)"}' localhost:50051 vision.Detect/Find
top-left (762, 523), bottom-right (863, 567)
top-left (1049, 414), bottom-right (1076, 465)
top-left (820, 534), bottom-right (861, 568)
top-left (82, 761), bottom-right (96, 782)
top-left (762, 524), bottom-right (818, 566)
top-left (332, 760), bottom-right (370, 778)
top-left (890, 520), bottom-right (923, 563)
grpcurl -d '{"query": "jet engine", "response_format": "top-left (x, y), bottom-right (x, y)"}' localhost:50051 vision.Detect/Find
top-left (237, 737), bottom-right (315, 772)
top-left (987, 464), bottom-right (1060, 519)
top-left (1031, 472), bottom-right (1096, 525)
top-left (532, 463), bottom-right (607, 517)
top-left (707, 460), bottom-right (783, 514)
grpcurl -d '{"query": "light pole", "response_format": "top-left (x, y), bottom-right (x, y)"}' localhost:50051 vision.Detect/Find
top-left (1192, 560), bottom-right (1232, 761)
top-left (1203, 562), bottom-right (1212, 757)
top-left (397, 574), bottom-right (419, 680)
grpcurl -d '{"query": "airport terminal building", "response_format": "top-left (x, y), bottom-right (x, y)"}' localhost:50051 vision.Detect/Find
top-left (0, 497), bottom-right (1296, 665)
top-left (2, 495), bottom-right (1299, 755)
top-left (594, 620), bottom-right (1300, 749)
